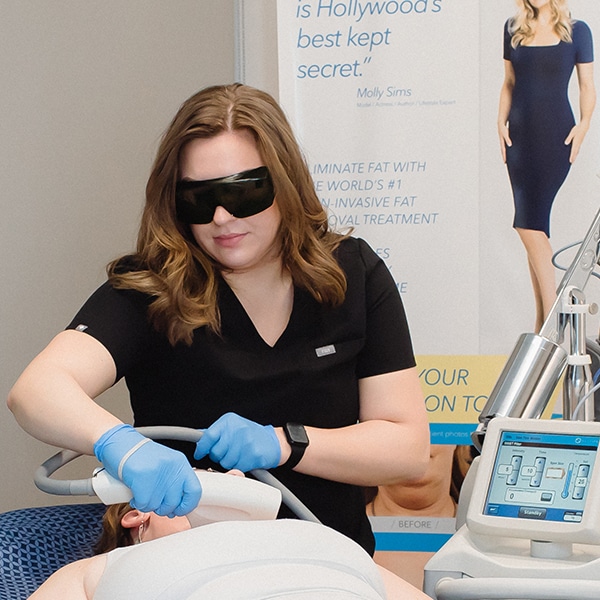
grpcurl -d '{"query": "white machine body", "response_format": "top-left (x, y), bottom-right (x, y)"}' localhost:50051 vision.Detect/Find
top-left (424, 526), bottom-right (600, 600)
top-left (424, 418), bottom-right (600, 600)
top-left (92, 468), bottom-right (282, 526)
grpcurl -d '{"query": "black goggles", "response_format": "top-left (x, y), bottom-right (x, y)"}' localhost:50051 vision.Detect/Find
top-left (175, 166), bottom-right (275, 224)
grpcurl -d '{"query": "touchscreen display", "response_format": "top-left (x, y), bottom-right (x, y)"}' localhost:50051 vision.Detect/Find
top-left (483, 430), bottom-right (600, 523)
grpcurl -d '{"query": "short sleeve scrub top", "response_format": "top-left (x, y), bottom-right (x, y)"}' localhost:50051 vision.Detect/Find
top-left (67, 236), bottom-right (418, 555)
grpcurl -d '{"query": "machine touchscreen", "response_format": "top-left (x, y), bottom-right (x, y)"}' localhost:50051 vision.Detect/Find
top-left (484, 429), bottom-right (598, 523)
top-left (467, 417), bottom-right (600, 545)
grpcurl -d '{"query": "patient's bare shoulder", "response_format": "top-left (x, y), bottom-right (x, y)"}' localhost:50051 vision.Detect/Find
top-left (28, 554), bottom-right (107, 600)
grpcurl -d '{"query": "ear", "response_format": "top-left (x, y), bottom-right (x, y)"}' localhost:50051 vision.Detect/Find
top-left (120, 509), bottom-right (147, 529)
top-left (225, 469), bottom-right (245, 478)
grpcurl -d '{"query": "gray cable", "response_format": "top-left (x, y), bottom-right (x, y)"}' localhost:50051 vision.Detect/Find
top-left (34, 449), bottom-right (95, 496)
top-left (571, 379), bottom-right (600, 421)
top-left (552, 240), bottom-right (600, 280)
top-left (249, 468), bottom-right (321, 523)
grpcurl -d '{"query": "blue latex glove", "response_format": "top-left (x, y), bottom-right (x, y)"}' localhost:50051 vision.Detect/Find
top-left (94, 424), bottom-right (202, 517)
top-left (194, 412), bottom-right (281, 472)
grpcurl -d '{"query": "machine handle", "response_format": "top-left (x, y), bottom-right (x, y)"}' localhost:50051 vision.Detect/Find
top-left (34, 425), bottom-right (322, 524)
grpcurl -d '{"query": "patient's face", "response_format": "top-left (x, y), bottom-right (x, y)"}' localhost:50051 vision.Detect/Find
top-left (145, 514), bottom-right (191, 542)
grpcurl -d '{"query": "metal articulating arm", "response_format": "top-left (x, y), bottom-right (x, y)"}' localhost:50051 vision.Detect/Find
top-left (472, 209), bottom-right (600, 451)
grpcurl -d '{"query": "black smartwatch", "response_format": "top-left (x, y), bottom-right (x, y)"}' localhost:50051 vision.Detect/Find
top-left (283, 422), bottom-right (309, 469)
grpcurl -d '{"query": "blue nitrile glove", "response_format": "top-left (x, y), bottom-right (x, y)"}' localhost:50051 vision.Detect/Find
top-left (193, 412), bottom-right (281, 472)
top-left (94, 424), bottom-right (202, 517)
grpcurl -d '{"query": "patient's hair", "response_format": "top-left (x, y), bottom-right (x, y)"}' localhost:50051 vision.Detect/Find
top-left (94, 503), bottom-right (135, 554)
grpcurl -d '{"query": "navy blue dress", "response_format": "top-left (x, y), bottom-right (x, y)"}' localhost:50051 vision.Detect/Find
top-left (504, 19), bottom-right (594, 237)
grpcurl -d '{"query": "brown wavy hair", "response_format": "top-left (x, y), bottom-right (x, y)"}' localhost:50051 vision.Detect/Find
top-left (108, 84), bottom-right (347, 345)
top-left (509, 0), bottom-right (572, 48)
top-left (94, 503), bottom-right (135, 554)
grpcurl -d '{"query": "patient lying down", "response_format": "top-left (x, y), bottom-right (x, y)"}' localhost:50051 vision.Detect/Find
top-left (29, 502), bottom-right (430, 599)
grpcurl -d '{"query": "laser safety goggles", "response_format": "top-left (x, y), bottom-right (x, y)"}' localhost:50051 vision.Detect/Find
top-left (175, 166), bottom-right (275, 224)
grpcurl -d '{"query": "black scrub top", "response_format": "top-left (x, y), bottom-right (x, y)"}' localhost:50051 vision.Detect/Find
top-left (67, 236), bottom-right (417, 554)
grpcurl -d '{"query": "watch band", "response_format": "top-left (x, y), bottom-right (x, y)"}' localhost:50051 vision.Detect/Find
top-left (283, 422), bottom-right (309, 469)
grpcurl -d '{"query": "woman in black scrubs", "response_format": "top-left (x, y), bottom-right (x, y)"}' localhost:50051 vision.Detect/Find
top-left (8, 83), bottom-right (430, 556)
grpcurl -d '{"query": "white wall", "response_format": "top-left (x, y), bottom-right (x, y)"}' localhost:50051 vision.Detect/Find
top-left (235, 0), bottom-right (278, 96)
top-left (1, 1), bottom-right (235, 512)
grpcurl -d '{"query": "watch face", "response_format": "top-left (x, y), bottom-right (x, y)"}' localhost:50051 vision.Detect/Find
top-left (287, 423), bottom-right (309, 445)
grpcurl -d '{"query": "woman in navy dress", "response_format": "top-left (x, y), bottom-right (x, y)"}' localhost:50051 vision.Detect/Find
top-left (498, 0), bottom-right (595, 331)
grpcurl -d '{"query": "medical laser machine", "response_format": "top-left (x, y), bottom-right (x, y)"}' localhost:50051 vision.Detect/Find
top-left (34, 426), bottom-right (321, 526)
top-left (423, 210), bottom-right (600, 599)
top-left (424, 417), bottom-right (600, 600)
